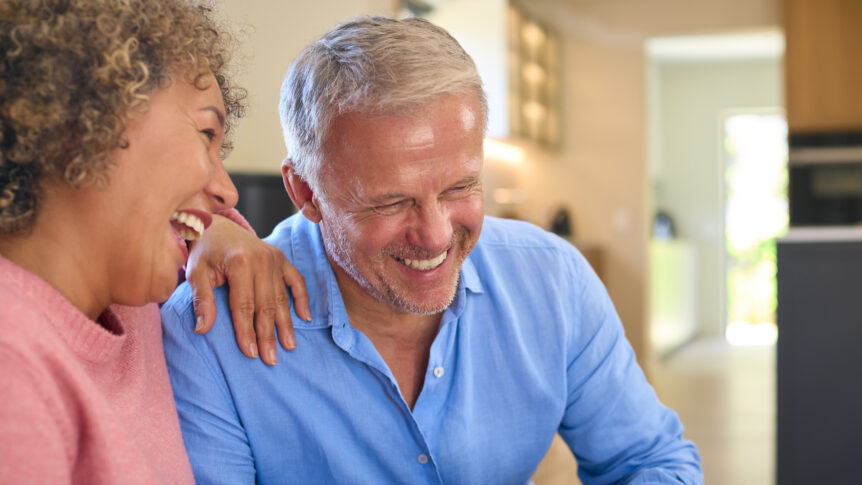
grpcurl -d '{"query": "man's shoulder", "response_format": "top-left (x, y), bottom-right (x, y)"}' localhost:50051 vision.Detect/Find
top-left (475, 216), bottom-right (577, 261)
top-left (467, 216), bottom-right (598, 297)
top-left (160, 281), bottom-right (197, 323)
top-left (161, 213), bottom-right (313, 323)
top-left (264, 213), bottom-right (332, 277)
top-left (261, 213), bottom-right (307, 255)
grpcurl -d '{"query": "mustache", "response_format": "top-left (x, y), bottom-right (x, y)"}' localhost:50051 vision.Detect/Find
top-left (381, 227), bottom-right (470, 260)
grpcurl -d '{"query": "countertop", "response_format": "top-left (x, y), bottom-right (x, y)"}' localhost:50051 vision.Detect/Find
top-left (778, 226), bottom-right (862, 243)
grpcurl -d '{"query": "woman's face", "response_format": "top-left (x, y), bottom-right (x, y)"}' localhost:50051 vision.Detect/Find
top-left (91, 72), bottom-right (238, 306)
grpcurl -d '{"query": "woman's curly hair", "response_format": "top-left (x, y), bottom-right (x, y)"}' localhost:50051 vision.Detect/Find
top-left (0, 0), bottom-right (246, 235)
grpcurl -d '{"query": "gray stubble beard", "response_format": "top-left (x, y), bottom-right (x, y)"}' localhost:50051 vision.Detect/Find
top-left (321, 220), bottom-right (471, 316)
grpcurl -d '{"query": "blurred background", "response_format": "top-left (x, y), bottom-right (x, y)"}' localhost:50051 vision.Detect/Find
top-left (218, 1), bottom-right (862, 483)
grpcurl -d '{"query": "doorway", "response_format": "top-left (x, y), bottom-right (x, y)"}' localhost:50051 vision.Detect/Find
top-left (722, 111), bottom-right (788, 345)
top-left (647, 30), bottom-right (784, 344)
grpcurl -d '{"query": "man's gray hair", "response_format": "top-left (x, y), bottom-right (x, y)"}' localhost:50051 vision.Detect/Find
top-left (279, 16), bottom-right (487, 194)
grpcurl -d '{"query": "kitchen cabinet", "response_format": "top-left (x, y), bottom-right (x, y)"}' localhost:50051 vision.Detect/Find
top-left (783, 0), bottom-right (862, 133)
top-left (776, 228), bottom-right (862, 484)
top-left (648, 240), bottom-right (697, 358)
top-left (423, 0), bottom-right (560, 146)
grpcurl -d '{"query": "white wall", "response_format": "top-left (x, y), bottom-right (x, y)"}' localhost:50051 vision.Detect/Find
top-left (218, 0), bottom-right (396, 174)
top-left (508, 0), bottom-right (780, 366)
top-left (425, 0), bottom-right (509, 138)
top-left (651, 58), bottom-right (783, 338)
top-left (517, 35), bottom-right (652, 361)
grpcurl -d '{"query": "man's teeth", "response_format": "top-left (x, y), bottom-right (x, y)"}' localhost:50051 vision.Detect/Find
top-left (171, 211), bottom-right (204, 241)
top-left (400, 252), bottom-right (446, 271)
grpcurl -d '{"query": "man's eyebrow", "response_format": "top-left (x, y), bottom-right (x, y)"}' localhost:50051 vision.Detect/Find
top-left (454, 175), bottom-right (480, 185)
top-left (200, 106), bottom-right (225, 127)
top-left (369, 192), bottom-right (407, 205)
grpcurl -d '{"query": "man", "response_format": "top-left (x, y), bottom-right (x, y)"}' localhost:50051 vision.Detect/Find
top-left (161, 16), bottom-right (702, 484)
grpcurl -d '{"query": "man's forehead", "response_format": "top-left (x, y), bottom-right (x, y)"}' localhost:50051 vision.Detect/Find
top-left (317, 92), bottom-right (483, 194)
top-left (355, 161), bottom-right (482, 195)
top-left (332, 92), bottom-right (482, 136)
top-left (325, 96), bottom-right (479, 148)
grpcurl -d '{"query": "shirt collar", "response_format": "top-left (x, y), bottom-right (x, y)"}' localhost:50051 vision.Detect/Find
top-left (459, 253), bottom-right (483, 295)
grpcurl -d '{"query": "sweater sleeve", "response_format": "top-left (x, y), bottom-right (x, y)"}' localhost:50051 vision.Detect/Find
top-left (0, 347), bottom-right (71, 483)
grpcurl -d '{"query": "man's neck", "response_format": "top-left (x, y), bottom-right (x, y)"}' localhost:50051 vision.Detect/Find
top-left (330, 260), bottom-right (442, 410)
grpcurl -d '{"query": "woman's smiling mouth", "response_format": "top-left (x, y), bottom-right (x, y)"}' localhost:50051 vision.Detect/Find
top-left (170, 209), bottom-right (213, 241)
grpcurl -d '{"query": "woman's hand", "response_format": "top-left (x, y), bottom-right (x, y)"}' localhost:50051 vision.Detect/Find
top-left (185, 214), bottom-right (311, 366)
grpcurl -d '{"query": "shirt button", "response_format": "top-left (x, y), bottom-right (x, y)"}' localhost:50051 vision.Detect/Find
top-left (417, 454), bottom-right (429, 464)
top-left (433, 366), bottom-right (444, 378)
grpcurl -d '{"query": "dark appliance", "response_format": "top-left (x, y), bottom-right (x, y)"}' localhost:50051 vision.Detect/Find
top-left (788, 132), bottom-right (862, 226)
top-left (230, 172), bottom-right (296, 237)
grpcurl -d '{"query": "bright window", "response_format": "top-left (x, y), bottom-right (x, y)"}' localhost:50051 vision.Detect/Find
top-left (723, 112), bottom-right (788, 345)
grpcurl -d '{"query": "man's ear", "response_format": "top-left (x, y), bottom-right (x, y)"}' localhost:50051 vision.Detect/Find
top-left (282, 158), bottom-right (322, 223)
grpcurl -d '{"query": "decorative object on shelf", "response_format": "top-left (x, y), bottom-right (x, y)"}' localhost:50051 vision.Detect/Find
top-left (507, 4), bottom-right (561, 148)
top-left (550, 206), bottom-right (574, 238)
top-left (230, 173), bottom-right (297, 237)
top-left (652, 210), bottom-right (676, 239)
top-left (401, 0), bottom-right (442, 16)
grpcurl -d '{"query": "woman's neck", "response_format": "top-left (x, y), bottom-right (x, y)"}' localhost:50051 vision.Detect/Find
top-left (0, 203), bottom-right (109, 321)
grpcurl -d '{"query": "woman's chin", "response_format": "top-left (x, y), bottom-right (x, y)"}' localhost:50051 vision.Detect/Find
top-left (153, 287), bottom-right (176, 304)
top-left (142, 269), bottom-right (184, 305)
top-left (157, 270), bottom-right (184, 303)
top-left (113, 283), bottom-right (175, 308)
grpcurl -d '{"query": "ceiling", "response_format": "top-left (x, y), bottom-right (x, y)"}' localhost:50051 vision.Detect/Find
top-left (512, 0), bottom-right (780, 43)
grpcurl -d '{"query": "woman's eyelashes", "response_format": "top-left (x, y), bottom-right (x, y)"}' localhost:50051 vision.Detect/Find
top-left (202, 128), bottom-right (217, 143)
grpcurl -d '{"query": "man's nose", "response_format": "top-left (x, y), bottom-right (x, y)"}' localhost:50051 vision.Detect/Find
top-left (409, 202), bottom-right (453, 253)
top-left (205, 159), bottom-right (240, 211)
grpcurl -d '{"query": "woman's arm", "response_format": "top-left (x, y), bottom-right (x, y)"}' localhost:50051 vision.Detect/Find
top-left (184, 211), bottom-right (310, 366)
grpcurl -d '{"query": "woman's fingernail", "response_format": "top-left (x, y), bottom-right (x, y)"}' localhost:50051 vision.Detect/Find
top-left (267, 349), bottom-right (277, 365)
top-left (194, 316), bottom-right (205, 333)
top-left (248, 342), bottom-right (259, 358)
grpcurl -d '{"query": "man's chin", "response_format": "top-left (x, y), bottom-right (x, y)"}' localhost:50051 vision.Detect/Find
top-left (381, 281), bottom-right (459, 316)
top-left (398, 301), bottom-right (451, 316)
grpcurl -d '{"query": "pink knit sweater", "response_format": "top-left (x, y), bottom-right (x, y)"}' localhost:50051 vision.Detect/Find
top-left (0, 252), bottom-right (194, 484)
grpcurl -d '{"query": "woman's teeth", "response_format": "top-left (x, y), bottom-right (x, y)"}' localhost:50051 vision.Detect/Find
top-left (400, 252), bottom-right (446, 271)
top-left (171, 211), bottom-right (205, 241)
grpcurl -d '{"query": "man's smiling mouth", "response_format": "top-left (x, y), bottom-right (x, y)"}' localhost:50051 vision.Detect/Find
top-left (395, 252), bottom-right (447, 271)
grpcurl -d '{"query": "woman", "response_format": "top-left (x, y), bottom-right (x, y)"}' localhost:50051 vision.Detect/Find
top-left (0, 0), bottom-right (305, 482)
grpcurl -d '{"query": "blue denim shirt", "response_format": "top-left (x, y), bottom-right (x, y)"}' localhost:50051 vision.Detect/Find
top-left (161, 215), bottom-right (702, 485)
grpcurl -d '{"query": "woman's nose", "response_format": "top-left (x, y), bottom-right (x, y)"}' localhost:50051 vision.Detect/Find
top-left (205, 159), bottom-right (239, 211)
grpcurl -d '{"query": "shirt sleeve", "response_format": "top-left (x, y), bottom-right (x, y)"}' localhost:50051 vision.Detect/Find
top-left (0, 347), bottom-right (70, 483)
top-left (160, 289), bottom-right (257, 485)
top-left (557, 251), bottom-right (703, 485)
